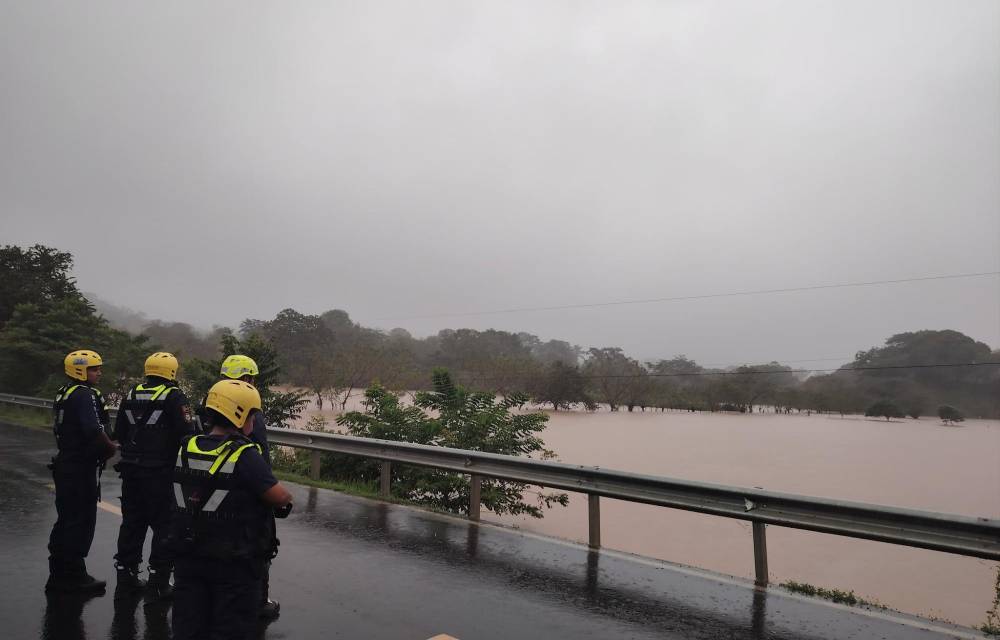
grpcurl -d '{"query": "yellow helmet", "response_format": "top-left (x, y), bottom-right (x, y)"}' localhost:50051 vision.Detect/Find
top-left (144, 352), bottom-right (179, 380)
top-left (220, 354), bottom-right (259, 380)
top-left (205, 380), bottom-right (261, 429)
top-left (64, 350), bottom-right (103, 381)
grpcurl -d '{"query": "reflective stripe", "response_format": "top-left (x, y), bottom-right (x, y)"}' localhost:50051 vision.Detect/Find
top-left (146, 409), bottom-right (163, 425)
top-left (186, 459), bottom-right (214, 471)
top-left (132, 384), bottom-right (171, 403)
top-left (209, 452), bottom-right (230, 474)
top-left (152, 386), bottom-right (172, 401)
top-left (187, 437), bottom-right (234, 457)
top-left (125, 409), bottom-right (136, 425)
top-left (201, 489), bottom-right (230, 512)
top-left (173, 483), bottom-right (185, 508)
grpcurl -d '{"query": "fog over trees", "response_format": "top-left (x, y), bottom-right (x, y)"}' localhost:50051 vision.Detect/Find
top-left (3, 245), bottom-right (997, 419)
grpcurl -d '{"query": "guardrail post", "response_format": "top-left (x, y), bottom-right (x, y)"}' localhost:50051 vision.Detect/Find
top-left (469, 474), bottom-right (482, 522)
top-left (752, 521), bottom-right (768, 587)
top-left (380, 460), bottom-right (391, 498)
top-left (309, 451), bottom-right (321, 480)
top-left (588, 494), bottom-right (601, 549)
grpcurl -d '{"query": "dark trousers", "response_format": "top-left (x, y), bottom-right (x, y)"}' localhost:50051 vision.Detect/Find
top-left (115, 469), bottom-right (174, 570)
top-left (172, 557), bottom-right (262, 640)
top-left (48, 465), bottom-right (99, 571)
top-left (261, 512), bottom-right (277, 602)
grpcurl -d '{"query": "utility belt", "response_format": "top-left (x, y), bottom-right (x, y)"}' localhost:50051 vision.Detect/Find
top-left (48, 455), bottom-right (101, 473)
top-left (169, 524), bottom-right (271, 561)
top-left (114, 456), bottom-right (174, 472)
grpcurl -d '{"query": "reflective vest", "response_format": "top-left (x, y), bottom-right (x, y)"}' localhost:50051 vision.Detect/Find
top-left (119, 383), bottom-right (177, 467)
top-left (170, 435), bottom-right (272, 561)
top-left (53, 383), bottom-right (107, 460)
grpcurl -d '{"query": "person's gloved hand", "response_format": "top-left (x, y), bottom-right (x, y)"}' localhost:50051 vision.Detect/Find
top-left (273, 503), bottom-right (293, 519)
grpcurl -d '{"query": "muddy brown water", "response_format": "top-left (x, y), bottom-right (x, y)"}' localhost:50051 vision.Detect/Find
top-left (295, 394), bottom-right (1000, 627)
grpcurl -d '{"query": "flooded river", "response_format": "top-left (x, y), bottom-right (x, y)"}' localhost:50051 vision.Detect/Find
top-left (489, 410), bottom-right (1000, 628)
top-left (298, 396), bottom-right (999, 627)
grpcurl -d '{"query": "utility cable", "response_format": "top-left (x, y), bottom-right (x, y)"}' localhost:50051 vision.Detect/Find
top-left (375, 271), bottom-right (1000, 321)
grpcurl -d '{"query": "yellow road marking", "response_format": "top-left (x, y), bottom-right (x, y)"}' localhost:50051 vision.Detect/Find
top-left (45, 482), bottom-right (122, 516)
top-left (98, 500), bottom-right (122, 516)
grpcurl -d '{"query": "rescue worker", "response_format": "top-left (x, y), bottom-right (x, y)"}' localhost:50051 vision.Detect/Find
top-left (112, 352), bottom-right (194, 599)
top-left (216, 354), bottom-right (279, 618)
top-left (46, 350), bottom-right (117, 593)
top-left (170, 379), bottom-right (293, 640)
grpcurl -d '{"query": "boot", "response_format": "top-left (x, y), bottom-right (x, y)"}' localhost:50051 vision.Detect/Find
top-left (144, 567), bottom-right (173, 603)
top-left (45, 558), bottom-right (106, 594)
top-left (114, 563), bottom-right (146, 593)
top-left (258, 598), bottom-right (281, 620)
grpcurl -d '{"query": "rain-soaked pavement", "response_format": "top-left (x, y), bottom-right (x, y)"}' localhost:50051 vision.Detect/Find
top-left (0, 421), bottom-right (986, 640)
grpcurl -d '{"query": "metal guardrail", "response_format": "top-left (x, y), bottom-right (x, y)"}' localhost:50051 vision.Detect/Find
top-left (3, 391), bottom-right (999, 589)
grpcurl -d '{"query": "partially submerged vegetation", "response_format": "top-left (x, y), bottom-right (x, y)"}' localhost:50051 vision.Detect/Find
top-left (272, 370), bottom-right (568, 519)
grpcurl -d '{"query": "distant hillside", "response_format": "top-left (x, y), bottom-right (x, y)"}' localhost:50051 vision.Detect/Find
top-left (86, 293), bottom-right (151, 334)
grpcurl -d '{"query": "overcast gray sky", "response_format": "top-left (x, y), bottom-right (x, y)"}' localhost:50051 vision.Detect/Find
top-left (2, 1), bottom-right (998, 365)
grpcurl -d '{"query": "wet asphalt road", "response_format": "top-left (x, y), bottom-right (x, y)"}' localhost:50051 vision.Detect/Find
top-left (0, 421), bottom-right (985, 640)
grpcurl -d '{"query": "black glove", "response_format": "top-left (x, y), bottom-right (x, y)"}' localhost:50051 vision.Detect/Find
top-left (273, 503), bottom-right (293, 519)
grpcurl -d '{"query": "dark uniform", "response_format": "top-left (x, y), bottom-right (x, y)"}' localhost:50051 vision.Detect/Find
top-left (170, 433), bottom-right (278, 640)
top-left (113, 376), bottom-right (194, 584)
top-left (47, 381), bottom-right (111, 586)
top-left (197, 398), bottom-right (277, 614)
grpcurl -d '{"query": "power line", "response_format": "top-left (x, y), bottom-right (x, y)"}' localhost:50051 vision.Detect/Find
top-left (455, 361), bottom-right (1000, 384)
top-left (375, 271), bottom-right (1000, 321)
top-left (666, 356), bottom-right (854, 368)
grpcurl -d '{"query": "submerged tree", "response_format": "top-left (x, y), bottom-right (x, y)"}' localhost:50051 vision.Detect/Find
top-left (530, 360), bottom-right (589, 410)
top-left (865, 401), bottom-right (904, 421)
top-left (938, 405), bottom-right (965, 425)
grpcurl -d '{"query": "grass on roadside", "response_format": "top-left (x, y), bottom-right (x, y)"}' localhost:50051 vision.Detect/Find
top-left (0, 404), bottom-right (51, 429)
top-left (272, 470), bottom-right (381, 499)
top-left (780, 581), bottom-right (885, 609)
top-left (982, 566), bottom-right (1000, 636)
top-left (272, 469), bottom-right (464, 517)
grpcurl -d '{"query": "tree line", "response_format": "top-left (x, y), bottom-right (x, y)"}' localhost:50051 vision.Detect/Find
top-left (2, 244), bottom-right (998, 420)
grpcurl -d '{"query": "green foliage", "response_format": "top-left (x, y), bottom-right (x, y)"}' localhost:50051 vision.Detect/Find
top-left (865, 401), bottom-right (904, 421)
top-left (938, 405), bottom-right (965, 425)
top-left (333, 370), bottom-right (568, 518)
top-left (0, 247), bottom-right (150, 401)
top-left (0, 244), bottom-right (81, 330)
